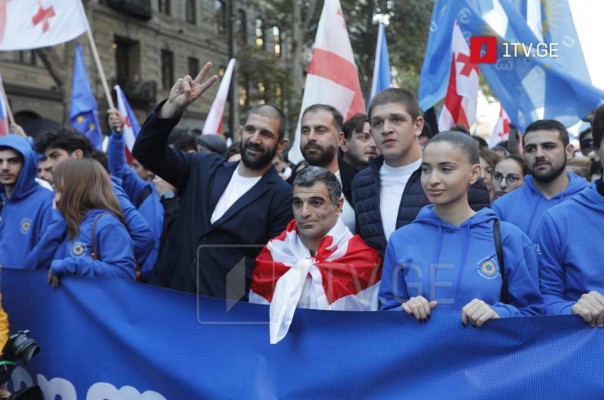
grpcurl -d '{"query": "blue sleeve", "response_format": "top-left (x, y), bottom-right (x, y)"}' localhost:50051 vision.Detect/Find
top-left (50, 216), bottom-right (136, 280)
top-left (490, 230), bottom-right (544, 317)
top-left (108, 133), bottom-right (148, 205)
top-left (490, 198), bottom-right (504, 219)
top-left (137, 192), bottom-right (163, 281)
top-left (533, 213), bottom-right (574, 315)
top-left (26, 209), bottom-right (67, 270)
top-left (378, 238), bottom-right (407, 311)
top-left (113, 182), bottom-right (154, 265)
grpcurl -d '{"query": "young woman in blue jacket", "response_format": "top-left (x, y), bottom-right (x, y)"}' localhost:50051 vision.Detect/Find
top-left (48, 158), bottom-right (136, 287)
top-left (379, 131), bottom-right (542, 326)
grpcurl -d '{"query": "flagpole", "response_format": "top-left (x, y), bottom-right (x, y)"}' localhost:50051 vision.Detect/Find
top-left (0, 81), bottom-right (15, 125)
top-left (78, 2), bottom-right (115, 110)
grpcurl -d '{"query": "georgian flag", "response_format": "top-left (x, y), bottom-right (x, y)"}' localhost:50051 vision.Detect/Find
top-left (114, 85), bottom-right (141, 162)
top-left (288, 0), bottom-right (365, 164)
top-left (250, 219), bottom-right (382, 344)
top-left (0, 75), bottom-right (8, 137)
top-left (0, 0), bottom-right (89, 51)
top-left (489, 105), bottom-right (511, 147)
top-left (438, 21), bottom-right (479, 132)
top-left (203, 58), bottom-right (235, 135)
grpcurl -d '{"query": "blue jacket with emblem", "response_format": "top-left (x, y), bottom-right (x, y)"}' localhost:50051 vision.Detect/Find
top-left (379, 206), bottom-right (543, 316)
top-left (491, 172), bottom-right (587, 238)
top-left (0, 135), bottom-right (53, 269)
top-left (50, 208), bottom-right (136, 280)
top-left (534, 180), bottom-right (604, 315)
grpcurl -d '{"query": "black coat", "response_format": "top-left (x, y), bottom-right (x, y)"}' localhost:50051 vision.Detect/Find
top-left (133, 106), bottom-right (293, 299)
top-left (352, 155), bottom-right (490, 258)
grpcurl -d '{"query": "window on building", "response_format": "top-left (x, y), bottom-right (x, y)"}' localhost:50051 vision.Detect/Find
top-left (257, 82), bottom-right (266, 104)
top-left (158, 0), bottom-right (170, 15)
top-left (161, 50), bottom-right (174, 90)
top-left (273, 26), bottom-right (281, 57)
top-left (114, 37), bottom-right (141, 82)
top-left (185, 0), bottom-right (196, 24)
top-left (255, 18), bottom-right (265, 49)
top-left (188, 57), bottom-right (200, 77)
top-left (17, 51), bottom-right (36, 66)
top-left (215, 0), bottom-right (226, 33)
top-left (239, 84), bottom-right (248, 107)
top-left (238, 9), bottom-right (247, 45)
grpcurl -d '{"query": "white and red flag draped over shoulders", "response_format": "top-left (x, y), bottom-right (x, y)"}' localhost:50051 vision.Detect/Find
top-left (288, 0), bottom-right (365, 164)
top-left (489, 104), bottom-right (511, 147)
top-left (0, 0), bottom-right (88, 51)
top-left (249, 218), bottom-right (382, 344)
top-left (438, 21), bottom-right (479, 132)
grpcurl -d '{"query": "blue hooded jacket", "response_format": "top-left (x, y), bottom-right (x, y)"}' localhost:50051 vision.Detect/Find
top-left (379, 206), bottom-right (543, 317)
top-left (0, 135), bottom-right (53, 269)
top-left (492, 172), bottom-right (587, 237)
top-left (534, 181), bottom-right (604, 315)
top-left (50, 209), bottom-right (136, 280)
top-left (108, 132), bottom-right (162, 280)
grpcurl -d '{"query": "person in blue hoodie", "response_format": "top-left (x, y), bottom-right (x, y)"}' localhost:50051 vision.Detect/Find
top-left (48, 158), bottom-right (136, 285)
top-left (379, 131), bottom-right (542, 326)
top-left (107, 109), bottom-right (163, 281)
top-left (33, 127), bottom-right (154, 271)
top-left (534, 105), bottom-right (604, 326)
top-left (492, 119), bottom-right (587, 238)
top-left (0, 135), bottom-right (53, 269)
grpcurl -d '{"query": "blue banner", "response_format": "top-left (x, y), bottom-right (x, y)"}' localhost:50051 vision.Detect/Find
top-left (2, 269), bottom-right (603, 399)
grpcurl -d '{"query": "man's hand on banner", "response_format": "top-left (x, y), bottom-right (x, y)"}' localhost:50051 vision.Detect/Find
top-left (402, 296), bottom-right (438, 322)
top-left (461, 298), bottom-right (499, 327)
top-left (108, 108), bottom-right (124, 133)
top-left (159, 62), bottom-right (219, 119)
top-left (572, 291), bottom-right (604, 328)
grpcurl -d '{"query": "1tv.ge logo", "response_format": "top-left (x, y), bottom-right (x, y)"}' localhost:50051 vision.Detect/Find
top-left (470, 36), bottom-right (559, 63)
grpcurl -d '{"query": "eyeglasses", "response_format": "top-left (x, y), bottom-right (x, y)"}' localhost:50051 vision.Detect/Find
top-left (492, 172), bottom-right (522, 185)
top-left (581, 138), bottom-right (594, 148)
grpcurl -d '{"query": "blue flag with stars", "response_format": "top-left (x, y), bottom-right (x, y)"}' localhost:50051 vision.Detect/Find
top-left (69, 42), bottom-right (102, 149)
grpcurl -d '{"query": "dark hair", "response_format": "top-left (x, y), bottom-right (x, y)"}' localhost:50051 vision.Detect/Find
top-left (420, 123), bottom-right (433, 139)
top-left (472, 135), bottom-right (489, 150)
top-left (302, 104), bottom-right (344, 132)
top-left (342, 113), bottom-right (368, 140)
top-left (0, 146), bottom-right (24, 163)
top-left (450, 123), bottom-right (470, 135)
top-left (246, 103), bottom-right (287, 140)
top-left (496, 154), bottom-right (528, 176)
top-left (579, 127), bottom-right (592, 143)
top-left (293, 166), bottom-right (342, 205)
top-left (226, 141), bottom-right (241, 158)
top-left (592, 104), bottom-right (604, 150)
top-left (90, 149), bottom-right (109, 173)
top-left (35, 127), bottom-right (93, 157)
top-left (425, 130), bottom-right (479, 164)
top-left (479, 148), bottom-right (500, 170)
top-left (168, 129), bottom-right (197, 152)
top-left (368, 88), bottom-right (422, 121)
top-left (523, 119), bottom-right (569, 147)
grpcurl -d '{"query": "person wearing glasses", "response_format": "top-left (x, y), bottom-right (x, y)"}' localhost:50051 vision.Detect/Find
top-left (492, 120), bottom-right (587, 237)
top-left (579, 128), bottom-right (594, 157)
top-left (534, 105), bottom-right (604, 326)
top-left (492, 155), bottom-right (526, 200)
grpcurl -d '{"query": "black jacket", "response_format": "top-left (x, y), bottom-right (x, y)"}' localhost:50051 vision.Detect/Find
top-left (352, 155), bottom-right (490, 258)
top-left (133, 105), bottom-right (293, 299)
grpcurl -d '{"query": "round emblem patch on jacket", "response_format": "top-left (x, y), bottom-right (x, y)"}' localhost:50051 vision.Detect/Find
top-left (71, 242), bottom-right (88, 257)
top-left (20, 219), bottom-right (32, 234)
top-left (476, 256), bottom-right (499, 280)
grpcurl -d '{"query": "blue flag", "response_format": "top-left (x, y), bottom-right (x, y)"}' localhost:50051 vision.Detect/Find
top-left (369, 23), bottom-right (392, 103)
top-left (419, 0), bottom-right (604, 131)
top-left (69, 42), bottom-right (102, 149)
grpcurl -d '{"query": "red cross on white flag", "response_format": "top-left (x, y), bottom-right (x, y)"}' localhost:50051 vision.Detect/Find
top-left (489, 105), bottom-right (511, 147)
top-left (438, 21), bottom-right (479, 132)
top-left (0, 0), bottom-right (89, 51)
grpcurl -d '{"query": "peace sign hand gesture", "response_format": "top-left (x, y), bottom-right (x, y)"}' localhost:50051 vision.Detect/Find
top-left (159, 62), bottom-right (219, 119)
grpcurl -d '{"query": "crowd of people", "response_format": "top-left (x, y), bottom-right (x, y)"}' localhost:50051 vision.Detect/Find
top-left (1, 62), bottom-right (604, 347)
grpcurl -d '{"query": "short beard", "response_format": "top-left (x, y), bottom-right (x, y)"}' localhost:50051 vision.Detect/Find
top-left (301, 144), bottom-right (337, 168)
top-left (531, 162), bottom-right (566, 184)
top-left (240, 141), bottom-right (277, 170)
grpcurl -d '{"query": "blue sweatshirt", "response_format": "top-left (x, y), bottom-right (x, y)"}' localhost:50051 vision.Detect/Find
top-left (492, 172), bottom-right (587, 238)
top-left (534, 181), bottom-right (604, 315)
top-left (379, 206), bottom-right (543, 317)
top-left (108, 132), bottom-right (162, 280)
top-left (50, 209), bottom-right (136, 279)
top-left (0, 135), bottom-right (53, 269)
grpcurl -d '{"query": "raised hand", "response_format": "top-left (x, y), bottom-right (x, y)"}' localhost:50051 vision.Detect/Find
top-left (159, 62), bottom-right (219, 119)
top-left (572, 291), bottom-right (604, 327)
top-left (461, 298), bottom-right (499, 327)
top-left (402, 296), bottom-right (438, 322)
top-left (9, 123), bottom-right (27, 138)
top-left (108, 108), bottom-right (124, 133)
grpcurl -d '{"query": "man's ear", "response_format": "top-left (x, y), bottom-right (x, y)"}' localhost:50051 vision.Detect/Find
top-left (414, 116), bottom-right (425, 137)
top-left (335, 197), bottom-right (344, 213)
top-left (277, 137), bottom-right (289, 153)
top-left (71, 149), bottom-right (84, 159)
top-left (565, 143), bottom-right (575, 160)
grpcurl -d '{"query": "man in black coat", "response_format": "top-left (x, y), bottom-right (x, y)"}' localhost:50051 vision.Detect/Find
top-left (133, 62), bottom-right (293, 300)
top-left (352, 88), bottom-right (490, 258)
